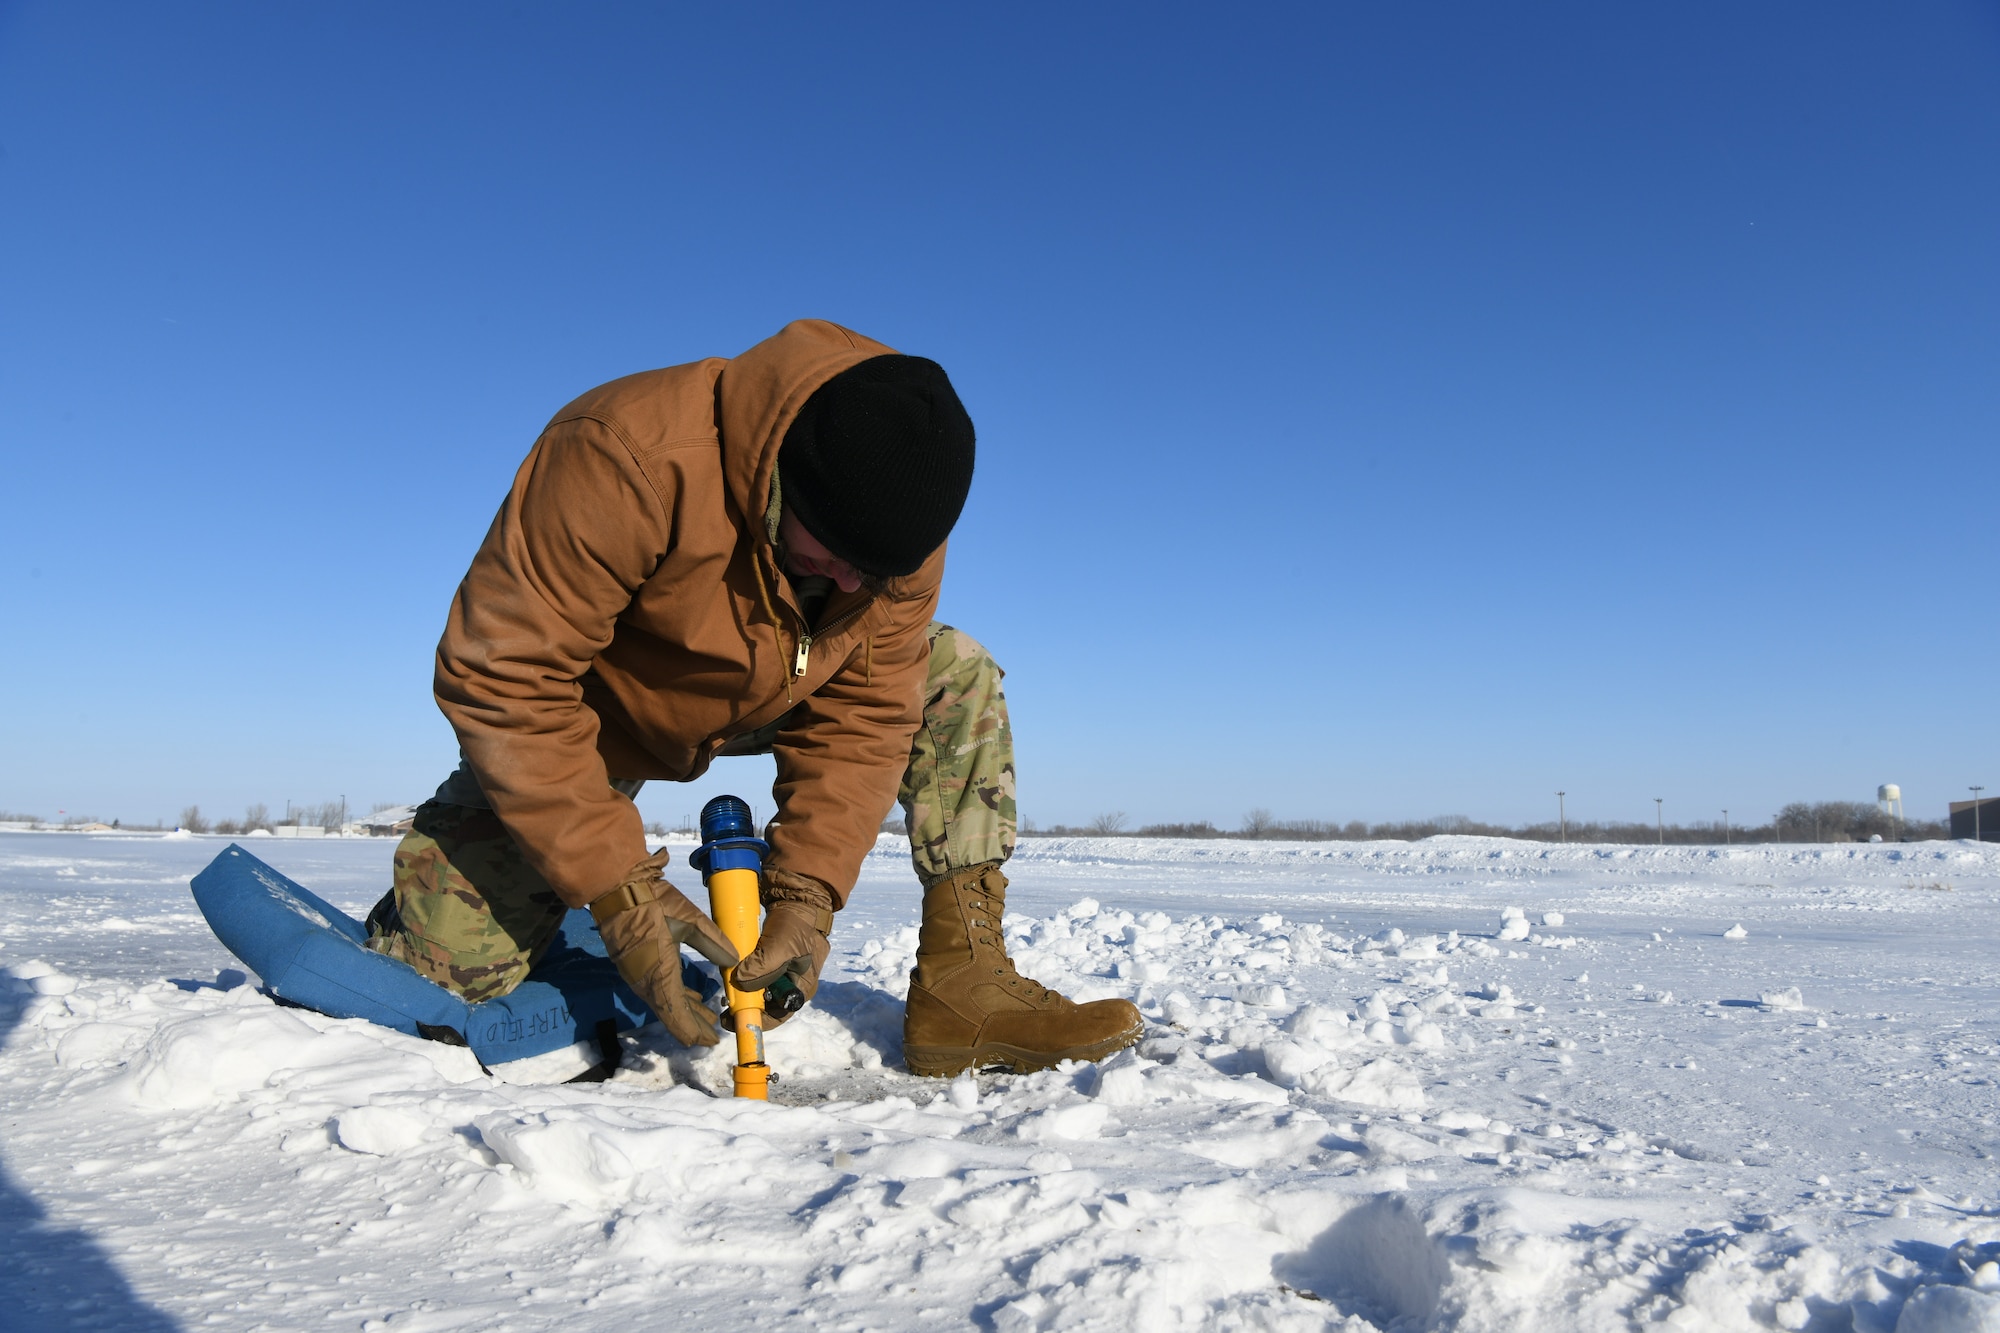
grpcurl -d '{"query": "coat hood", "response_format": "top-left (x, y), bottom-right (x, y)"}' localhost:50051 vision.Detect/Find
top-left (715, 319), bottom-right (899, 535)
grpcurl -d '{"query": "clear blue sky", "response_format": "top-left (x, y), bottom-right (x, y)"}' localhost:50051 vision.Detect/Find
top-left (2, 3), bottom-right (1994, 833)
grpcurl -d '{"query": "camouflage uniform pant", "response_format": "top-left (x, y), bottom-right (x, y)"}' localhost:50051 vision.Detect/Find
top-left (363, 801), bottom-right (570, 1002)
top-left (365, 621), bottom-right (1016, 1000)
top-left (900, 622), bottom-right (1014, 885)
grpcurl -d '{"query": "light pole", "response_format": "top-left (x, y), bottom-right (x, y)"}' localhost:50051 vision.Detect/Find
top-left (1654, 798), bottom-right (1664, 845)
top-left (1722, 809), bottom-right (1729, 845)
top-left (1557, 791), bottom-right (1567, 844)
top-left (1974, 786), bottom-right (1987, 843)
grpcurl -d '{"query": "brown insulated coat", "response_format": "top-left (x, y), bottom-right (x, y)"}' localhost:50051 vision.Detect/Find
top-left (434, 320), bottom-right (945, 909)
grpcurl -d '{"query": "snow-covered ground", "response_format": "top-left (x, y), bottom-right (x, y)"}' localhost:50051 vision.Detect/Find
top-left (3, 830), bottom-right (1998, 1332)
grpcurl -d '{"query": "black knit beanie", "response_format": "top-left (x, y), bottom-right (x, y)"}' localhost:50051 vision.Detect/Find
top-left (778, 354), bottom-right (976, 578)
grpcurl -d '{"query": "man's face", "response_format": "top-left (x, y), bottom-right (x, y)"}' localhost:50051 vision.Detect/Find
top-left (778, 508), bottom-right (867, 595)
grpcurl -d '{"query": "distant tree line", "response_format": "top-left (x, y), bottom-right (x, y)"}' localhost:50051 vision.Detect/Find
top-left (1021, 800), bottom-right (1948, 844)
top-left (176, 801), bottom-right (353, 834)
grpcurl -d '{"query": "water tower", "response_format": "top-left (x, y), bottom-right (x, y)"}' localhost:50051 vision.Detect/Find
top-left (1877, 783), bottom-right (1903, 839)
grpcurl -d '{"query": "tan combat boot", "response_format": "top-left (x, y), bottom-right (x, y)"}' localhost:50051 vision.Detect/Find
top-left (902, 862), bottom-right (1143, 1077)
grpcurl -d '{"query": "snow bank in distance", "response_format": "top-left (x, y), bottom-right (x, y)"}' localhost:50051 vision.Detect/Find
top-left (945, 832), bottom-right (2000, 880)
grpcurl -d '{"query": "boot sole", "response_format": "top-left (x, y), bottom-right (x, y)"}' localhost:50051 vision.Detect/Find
top-left (903, 1021), bottom-right (1143, 1078)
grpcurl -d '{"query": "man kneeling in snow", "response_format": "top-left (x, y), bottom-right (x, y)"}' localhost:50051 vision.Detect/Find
top-left (362, 319), bottom-right (1140, 1077)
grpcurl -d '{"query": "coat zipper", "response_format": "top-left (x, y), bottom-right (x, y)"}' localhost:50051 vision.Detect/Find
top-left (792, 602), bottom-right (870, 679)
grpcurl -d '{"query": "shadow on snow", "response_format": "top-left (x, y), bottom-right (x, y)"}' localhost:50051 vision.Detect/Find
top-left (0, 975), bottom-right (182, 1331)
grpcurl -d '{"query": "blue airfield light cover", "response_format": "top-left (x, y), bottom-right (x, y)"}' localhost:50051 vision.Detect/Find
top-left (688, 793), bottom-right (768, 878)
top-left (189, 844), bottom-right (657, 1066)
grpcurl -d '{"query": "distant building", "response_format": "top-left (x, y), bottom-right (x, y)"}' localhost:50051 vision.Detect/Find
top-left (352, 804), bottom-right (418, 837)
top-left (1947, 798), bottom-right (2000, 841)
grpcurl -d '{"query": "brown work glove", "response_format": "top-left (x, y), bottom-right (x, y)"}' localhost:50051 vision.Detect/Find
top-left (590, 850), bottom-right (739, 1048)
top-left (733, 867), bottom-right (835, 1029)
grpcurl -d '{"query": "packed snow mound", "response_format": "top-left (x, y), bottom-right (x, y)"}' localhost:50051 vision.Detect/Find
top-left (0, 893), bottom-right (1940, 1333)
top-left (3, 831), bottom-right (1998, 1331)
top-left (8, 931), bottom-right (1505, 1328)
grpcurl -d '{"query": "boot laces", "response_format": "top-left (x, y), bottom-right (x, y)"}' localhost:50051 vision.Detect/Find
top-left (969, 886), bottom-right (1056, 1004)
top-left (990, 960), bottom-right (1054, 1003)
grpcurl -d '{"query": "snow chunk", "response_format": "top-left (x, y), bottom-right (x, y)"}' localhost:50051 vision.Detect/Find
top-left (121, 1007), bottom-right (325, 1108)
top-left (1404, 1020), bottom-right (1446, 1048)
top-left (1306, 1056), bottom-right (1426, 1110)
top-left (119, 1002), bottom-right (476, 1109)
top-left (1724, 923), bottom-right (1748, 941)
top-left (476, 1104), bottom-right (756, 1205)
top-left (1895, 1284), bottom-right (2000, 1333)
top-left (1285, 1003), bottom-right (1352, 1045)
top-left (56, 1020), bottom-right (152, 1069)
top-left (1088, 1051), bottom-right (1152, 1105)
top-left (1261, 1038), bottom-right (1331, 1090)
top-left (5, 960), bottom-right (75, 996)
top-left (1760, 987), bottom-right (1807, 1011)
top-left (1016, 1102), bottom-right (1109, 1142)
top-left (1474, 983), bottom-right (1523, 1019)
top-left (335, 1105), bottom-right (430, 1155)
top-left (1433, 1109), bottom-right (1489, 1131)
top-left (1363, 1122), bottom-right (1442, 1162)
